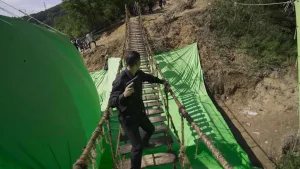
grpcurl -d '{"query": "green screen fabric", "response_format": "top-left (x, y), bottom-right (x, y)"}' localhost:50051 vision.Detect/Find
top-left (90, 58), bottom-right (121, 169)
top-left (0, 16), bottom-right (100, 169)
top-left (154, 43), bottom-right (252, 168)
top-left (91, 44), bottom-right (253, 168)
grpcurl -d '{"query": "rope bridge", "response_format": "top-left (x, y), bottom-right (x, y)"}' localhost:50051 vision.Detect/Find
top-left (73, 4), bottom-right (232, 169)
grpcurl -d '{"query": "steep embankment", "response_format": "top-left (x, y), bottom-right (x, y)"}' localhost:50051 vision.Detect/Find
top-left (82, 24), bottom-right (125, 72)
top-left (142, 0), bottom-right (298, 164)
top-left (82, 0), bottom-right (298, 166)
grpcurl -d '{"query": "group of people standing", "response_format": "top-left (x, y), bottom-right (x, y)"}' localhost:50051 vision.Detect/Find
top-left (148, 0), bottom-right (167, 14)
top-left (71, 33), bottom-right (97, 52)
top-left (133, 0), bottom-right (167, 15)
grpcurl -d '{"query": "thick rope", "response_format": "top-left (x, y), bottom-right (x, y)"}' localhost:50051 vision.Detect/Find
top-left (164, 87), bottom-right (172, 152)
top-left (139, 12), bottom-right (232, 169)
top-left (160, 87), bottom-right (192, 168)
top-left (138, 4), bottom-right (192, 168)
top-left (73, 5), bottom-right (129, 169)
top-left (165, 86), bottom-right (233, 169)
top-left (232, 0), bottom-right (291, 6)
top-left (116, 124), bottom-right (123, 169)
top-left (0, 6), bottom-right (20, 18)
top-left (107, 111), bottom-right (118, 168)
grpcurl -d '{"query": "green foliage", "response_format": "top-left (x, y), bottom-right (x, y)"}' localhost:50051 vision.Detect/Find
top-left (54, 0), bottom-right (137, 37)
top-left (23, 5), bottom-right (63, 27)
top-left (24, 0), bottom-right (144, 37)
top-left (210, 0), bottom-right (297, 68)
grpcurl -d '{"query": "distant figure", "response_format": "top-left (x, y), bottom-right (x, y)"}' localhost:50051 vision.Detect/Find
top-left (104, 55), bottom-right (109, 71)
top-left (159, 0), bottom-right (163, 9)
top-left (76, 39), bottom-right (83, 52)
top-left (71, 39), bottom-right (79, 51)
top-left (133, 1), bottom-right (139, 16)
top-left (86, 33), bottom-right (97, 49)
top-left (162, 0), bottom-right (166, 6)
top-left (148, 0), bottom-right (153, 14)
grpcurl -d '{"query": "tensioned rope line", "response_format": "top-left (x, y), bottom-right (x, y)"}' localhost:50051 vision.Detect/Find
top-left (0, 6), bottom-right (20, 18)
top-left (72, 5), bottom-right (131, 169)
top-left (0, 0), bottom-right (65, 35)
top-left (232, 0), bottom-right (292, 6)
top-left (138, 10), bottom-right (233, 169)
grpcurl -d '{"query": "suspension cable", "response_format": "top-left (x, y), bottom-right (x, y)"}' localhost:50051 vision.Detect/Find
top-left (0, 0), bottom-right (65, 35)
top-left (73, 5), bottom-right (129, 169)
top-left (0, 6), bottom-right (20, 18)
top-left (232, 0), bottom-right (292, 6)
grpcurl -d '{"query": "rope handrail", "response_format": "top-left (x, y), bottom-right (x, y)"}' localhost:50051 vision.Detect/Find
top-left (164, 84), bottom-right (233, 169)
top-left (0, 6), bottom-right (20, 18)
top-left (137, 5), bottom-right (192, 168)
top-left (72, 5), bottom-right (130, 169)
top-left (138, 10), bottom-right (233, 169)
top-left (232, 0), bottom-right (291, 6)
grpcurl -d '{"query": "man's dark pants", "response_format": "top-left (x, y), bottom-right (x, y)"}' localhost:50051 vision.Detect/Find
top-left (120, 114), bottom-right (155, 169)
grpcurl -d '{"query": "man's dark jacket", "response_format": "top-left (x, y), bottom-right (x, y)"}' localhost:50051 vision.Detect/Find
top-left (109, 69), bottom-right (163, 121)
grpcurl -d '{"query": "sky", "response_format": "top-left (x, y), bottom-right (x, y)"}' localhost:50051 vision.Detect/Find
top-left (0, 0), bottom-right (62, 17)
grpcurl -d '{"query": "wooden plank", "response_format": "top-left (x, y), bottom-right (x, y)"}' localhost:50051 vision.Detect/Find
top-left (141, 71), bottom-right (151, 74)
top-left (142, 95), bottom-right (159, 101)
top-left (144, 101), bottom-right (161, 107)
top-left (128, 47), bottom-right (144, 50)
top-left (118, 152), bottom-right (177, 169)
top-left (145, 107), bottom-right (164, 116)
top-left (119, 135), bottom-right (169, 155)
top-left (143, 84), bottom-right (157, 89)
top-left (149, 116), bottom-right (166, 123)
top-left (143, 89), bottom-right (158, 95)
top-left (119, 124), bottom-right (168, 142)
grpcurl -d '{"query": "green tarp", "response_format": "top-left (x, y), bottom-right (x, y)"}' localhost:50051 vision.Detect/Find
top-left (0, 16), bottom-right (100, 169)
top-left (92, 44), bottom-right (252, 168)
top-left (0, 15), bottom-right (252, 169)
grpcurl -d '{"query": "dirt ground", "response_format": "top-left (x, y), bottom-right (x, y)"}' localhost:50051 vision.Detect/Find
top-left (81, 24), bottom-right (125, 72)
top-left (82, 0), bottom-right (299, 167)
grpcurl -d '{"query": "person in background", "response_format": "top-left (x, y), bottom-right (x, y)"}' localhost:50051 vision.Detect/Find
top-left (162, 0), bottom-right (166, 6)
top-left (86, 33), bottom-right (97, 49)
top-left (148, 0), bottom-right (153, 14)
top-left (104, 55), bottom-right (109, 71)
top-left (109, 51), bottom-right (169, 169)
top-left (133, 1), bottom-right (139, 16)
top-left (159, 0), bottom-right (163, 9)
top-left (76, 38), bottom-right (83, 52)
top-left (71, 39), bottom-right (79, 51)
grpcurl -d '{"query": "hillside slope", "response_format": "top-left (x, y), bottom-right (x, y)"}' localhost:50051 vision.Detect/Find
top-left (23, 4), bottom-right (63, 27)
top-left (142, 0), bottom-right (298, 165)
top-left (82, 0), bottom-right (298, 167)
